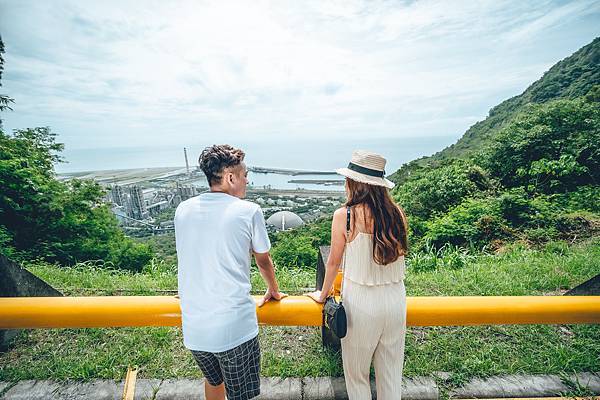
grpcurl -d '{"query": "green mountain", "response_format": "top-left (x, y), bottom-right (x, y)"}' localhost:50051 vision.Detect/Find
top-left (389, 37), bottom-right (600, 184)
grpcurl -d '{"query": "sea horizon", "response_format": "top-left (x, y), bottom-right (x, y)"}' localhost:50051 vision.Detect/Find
top-left (55, 135), bottom-right (459, 174)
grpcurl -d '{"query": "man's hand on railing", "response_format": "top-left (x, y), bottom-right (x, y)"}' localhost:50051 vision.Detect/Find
top-left (257, 288), bottom-right (288, 307)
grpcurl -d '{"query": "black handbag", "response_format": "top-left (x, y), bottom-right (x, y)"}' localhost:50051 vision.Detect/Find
top-left (323, 295), bottom-right (347, 338)
top-left (322, 206), bottom-right (351, 339)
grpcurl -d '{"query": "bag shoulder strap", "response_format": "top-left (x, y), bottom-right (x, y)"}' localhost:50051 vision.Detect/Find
top-left (346, 206), bottom-right (351, 233)
top-left (340, 206), bottom-right (351, 302)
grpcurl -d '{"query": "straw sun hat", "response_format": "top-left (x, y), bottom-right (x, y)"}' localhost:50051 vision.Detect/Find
top-left (335, 150), bottom-right (395, 189)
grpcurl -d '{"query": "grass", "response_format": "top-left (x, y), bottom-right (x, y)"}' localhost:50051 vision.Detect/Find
top-left (27, 258), bottom-right (315, 296)
top-left (1, 239), bottom-right (599, 382)
top-left (27, 259), bottom-right (179, 296)
top-left (405, 240), bottom-right (600, 296)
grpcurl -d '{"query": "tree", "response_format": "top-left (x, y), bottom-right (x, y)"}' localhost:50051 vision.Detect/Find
top-left (483, 98), bottom-right (599, 194)
top-left (0, 127), bottom-right (152, 270)
top-left (0, 36), bottom-right (15, 121)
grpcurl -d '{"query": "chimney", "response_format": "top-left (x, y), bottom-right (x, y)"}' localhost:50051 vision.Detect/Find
top-left (184, 147), bottom-right (190, 175)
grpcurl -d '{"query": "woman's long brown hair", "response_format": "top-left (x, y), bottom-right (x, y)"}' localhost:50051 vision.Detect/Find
top-left (345, 178), bottom-right (408, 265)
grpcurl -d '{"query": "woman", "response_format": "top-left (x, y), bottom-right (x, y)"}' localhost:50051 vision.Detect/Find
top-left (307, 150), bottom-right (409, 400)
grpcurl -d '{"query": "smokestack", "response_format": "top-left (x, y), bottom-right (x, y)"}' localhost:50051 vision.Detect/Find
top-left (184, 147), bottom-right (190, 175)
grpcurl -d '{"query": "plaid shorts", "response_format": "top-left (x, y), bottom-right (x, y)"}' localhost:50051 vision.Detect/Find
top-left (191, 335), bottom-right (261, 400)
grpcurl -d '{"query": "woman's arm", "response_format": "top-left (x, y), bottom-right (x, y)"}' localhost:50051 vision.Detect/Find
top-left (306, 207), bottom-right (347, 303)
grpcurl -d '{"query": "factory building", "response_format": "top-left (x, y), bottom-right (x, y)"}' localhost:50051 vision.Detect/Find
top-left (110, 185), bottom-right (125, 206)
top-left (128, 185), bottom-right (148, 220)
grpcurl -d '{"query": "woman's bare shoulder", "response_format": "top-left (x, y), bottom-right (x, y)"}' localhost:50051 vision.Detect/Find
top-left (333, 206), bottom-right (346, 217)
top-left (332, 207), bottom-right (347, 227)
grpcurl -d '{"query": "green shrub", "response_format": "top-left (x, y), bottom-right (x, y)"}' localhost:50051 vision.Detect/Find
top-left (552, 185), bottom-right (600, 213)
top-left (422, 188), bottom-right (597, 249)
top-left (107, 239), bottom-right (154, 272)
top-left (522, 227), bottom-right (560, 243)
top-left (406, 215), bottom-right (428, 249)
top-left (423, 197), bottom-right (509, 248)
top-left (392, 160), bottom-right (493, 220)
top-left (271, 235), bottom-right (318, 269)
top-left (496, 189), bottom-right (563, 229)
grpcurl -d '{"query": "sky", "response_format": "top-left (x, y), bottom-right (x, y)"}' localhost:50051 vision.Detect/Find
top-left (1, 0), bottom-right (599, 163)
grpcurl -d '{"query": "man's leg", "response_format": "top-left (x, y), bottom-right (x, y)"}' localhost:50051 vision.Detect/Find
top-left (217, 336), bottom-right (261, 400)
top-left (191, 350), bottom-right (226, 400)
top-left (205, 381), bottom-right (225, 400)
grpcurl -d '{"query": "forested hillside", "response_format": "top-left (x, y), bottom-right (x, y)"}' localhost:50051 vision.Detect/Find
top-left (389, 37), bottom-right (600, 184)
top-left (385, 37), bottom-right (599, 251)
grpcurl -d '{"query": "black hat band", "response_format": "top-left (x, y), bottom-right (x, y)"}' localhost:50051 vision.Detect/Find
top-left (347, 162), bottom-right (385, 178)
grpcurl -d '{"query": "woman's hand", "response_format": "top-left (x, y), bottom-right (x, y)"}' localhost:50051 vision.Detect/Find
top-left (305, 290), bottom-right (326, 303)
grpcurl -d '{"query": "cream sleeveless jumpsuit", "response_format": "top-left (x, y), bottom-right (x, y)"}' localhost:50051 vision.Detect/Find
top-left (341, 232), bottom-right (407, 400)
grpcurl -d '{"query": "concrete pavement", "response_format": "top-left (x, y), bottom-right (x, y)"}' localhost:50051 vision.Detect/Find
top-left (1, 372), bottom-right (599, 399)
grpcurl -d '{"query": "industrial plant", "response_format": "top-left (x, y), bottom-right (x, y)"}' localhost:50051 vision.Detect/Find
top-left (65, 148), bottom-right (347, 236)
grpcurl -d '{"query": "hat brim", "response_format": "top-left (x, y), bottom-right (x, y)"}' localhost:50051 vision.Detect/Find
top-left (335, 168), bottom-right (395, 189)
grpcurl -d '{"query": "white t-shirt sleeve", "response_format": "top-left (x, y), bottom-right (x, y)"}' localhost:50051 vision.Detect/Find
top-left (251, 207), bottom-right (271, 253)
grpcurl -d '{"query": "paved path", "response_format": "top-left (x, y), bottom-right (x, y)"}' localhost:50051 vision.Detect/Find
top-left (1, 373), bottom-right (599, 399)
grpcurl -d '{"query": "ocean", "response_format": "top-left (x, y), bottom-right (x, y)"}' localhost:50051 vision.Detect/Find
top-left (55, 136), bottom-right (458, 190)
top-left (56, 136), bottom-right (458, 175)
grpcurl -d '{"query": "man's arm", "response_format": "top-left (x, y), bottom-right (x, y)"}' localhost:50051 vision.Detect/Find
top-left (254, 251), bottom-right (286, 307)
top-left (251, 205), bottom-right (286, 307)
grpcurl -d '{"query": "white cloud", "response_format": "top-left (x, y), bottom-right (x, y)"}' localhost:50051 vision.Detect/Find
top-left (502, 0), bottom-right (600, 44)
top-left (1, 0), bottom-right (598, 152)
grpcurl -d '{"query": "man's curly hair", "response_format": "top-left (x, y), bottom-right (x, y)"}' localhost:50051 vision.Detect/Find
top-left (198, 144), bottom-right (245, 186)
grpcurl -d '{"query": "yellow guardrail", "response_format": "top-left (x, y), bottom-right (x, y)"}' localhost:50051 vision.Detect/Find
top-left (0, 295), bottom-right (599, 329)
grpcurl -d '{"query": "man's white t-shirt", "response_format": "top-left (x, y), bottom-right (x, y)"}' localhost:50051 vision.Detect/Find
top-left (175, 192), bottom-right (271, 352)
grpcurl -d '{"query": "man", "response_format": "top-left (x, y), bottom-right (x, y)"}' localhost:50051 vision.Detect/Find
top-left (175, 144), bottom-right (285, 400)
